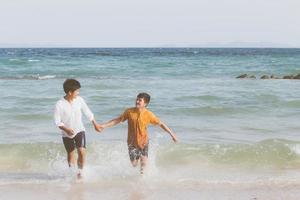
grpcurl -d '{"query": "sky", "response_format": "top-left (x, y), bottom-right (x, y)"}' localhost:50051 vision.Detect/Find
top-left (0, 0), bottom-right (300, 47)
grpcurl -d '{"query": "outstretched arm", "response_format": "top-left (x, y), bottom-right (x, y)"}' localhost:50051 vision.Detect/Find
top-left (97, 109), bottom-right (128, 132)
top-left (159, 122), bottom-right (178, 143)
top-left (100, 117), bottom-right (122, 129)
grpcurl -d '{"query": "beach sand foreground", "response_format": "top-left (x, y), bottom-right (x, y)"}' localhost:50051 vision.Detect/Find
top-left (1, 179), bottom-right (300, 200)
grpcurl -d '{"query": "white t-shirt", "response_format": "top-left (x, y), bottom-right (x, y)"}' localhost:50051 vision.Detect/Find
top-left (54, 96), bottom-right (94, 138)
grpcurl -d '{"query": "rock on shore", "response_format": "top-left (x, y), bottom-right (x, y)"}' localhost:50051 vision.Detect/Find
top-left (236, 73), bottom-right (300, 80)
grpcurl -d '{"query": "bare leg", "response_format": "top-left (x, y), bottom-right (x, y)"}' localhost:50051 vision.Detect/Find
top-left (140, 155), bottom-right (148, 174)
top-left (131, 159), bottom-right (139, 167)
top-left (67, 150), bottom-right (76, 168)
top-left (77, 147), bottom-right (86, 178)
top-left (77, 147), bottom-right (86, 170)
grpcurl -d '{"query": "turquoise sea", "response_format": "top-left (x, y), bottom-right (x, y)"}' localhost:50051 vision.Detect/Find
top-left (1, 48), bottom-right (300, 199)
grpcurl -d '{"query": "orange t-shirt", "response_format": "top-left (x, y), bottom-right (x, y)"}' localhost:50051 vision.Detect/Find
top-left (120, 107), bottom-right (161, 149)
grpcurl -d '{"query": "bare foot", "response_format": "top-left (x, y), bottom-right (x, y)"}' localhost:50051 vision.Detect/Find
top-left (77, 169), bottom-right (83, 179)
top-left (140, 167), bottom-right (144, 175)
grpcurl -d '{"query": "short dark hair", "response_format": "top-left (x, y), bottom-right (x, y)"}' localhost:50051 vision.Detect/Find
top-left (137, 93), bottom-right (151, 104)
top-left (63, 79), bottom-right (81, 94)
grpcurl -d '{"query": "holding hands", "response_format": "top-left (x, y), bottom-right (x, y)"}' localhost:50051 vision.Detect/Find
top-left (94, 117), bottom-right (121, 133)
top-left (92, 119), bottom-right (104, 133)
top-left (94, 123), bottom-right (104, 133)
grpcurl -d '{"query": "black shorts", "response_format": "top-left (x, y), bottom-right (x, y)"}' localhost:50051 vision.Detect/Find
top-left (128, 144), bottom-right (148, 161)
top-left (62, 131), bottom-right (86, 153)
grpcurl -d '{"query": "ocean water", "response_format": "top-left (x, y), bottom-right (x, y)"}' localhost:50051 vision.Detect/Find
top-left (1, 48), bottom-right (300, 199)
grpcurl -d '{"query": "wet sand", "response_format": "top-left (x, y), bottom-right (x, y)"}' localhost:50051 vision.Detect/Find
top-left (1, 180), bottom-right (300, 200)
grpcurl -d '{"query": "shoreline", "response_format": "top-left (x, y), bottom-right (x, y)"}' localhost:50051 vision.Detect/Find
top-left (1, 180), bottom-right (300, 200)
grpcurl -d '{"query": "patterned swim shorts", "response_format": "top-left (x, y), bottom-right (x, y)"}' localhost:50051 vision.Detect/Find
top-left (128, 144), bottom-right (148, 161)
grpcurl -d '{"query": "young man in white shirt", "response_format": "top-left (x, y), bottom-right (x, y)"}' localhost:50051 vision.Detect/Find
top-left (54, 79), bottom-right (102, 178)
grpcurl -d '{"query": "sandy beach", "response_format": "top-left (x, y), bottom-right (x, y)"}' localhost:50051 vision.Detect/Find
top-left (1, 179), bottom-right (300, 200)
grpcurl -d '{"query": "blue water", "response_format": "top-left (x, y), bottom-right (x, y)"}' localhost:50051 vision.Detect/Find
top-left (1, 48), bottom-right (300, 144)
top-left (2, 48), bottom-right (300, 197)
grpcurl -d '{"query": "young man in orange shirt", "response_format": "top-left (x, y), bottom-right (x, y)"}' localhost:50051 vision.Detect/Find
top-left (98, 93), bottom-right (178, 174)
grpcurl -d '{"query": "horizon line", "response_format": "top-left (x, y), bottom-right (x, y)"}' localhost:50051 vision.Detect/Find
top-left (0, 46), bottom-right (299, 49)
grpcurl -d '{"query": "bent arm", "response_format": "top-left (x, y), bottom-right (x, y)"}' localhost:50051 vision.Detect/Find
top-left (54, 104), bottom-right (74, 136)
top-left (58, 125), bottom-right (74, 135)
top-left (54, 103), bottom-right (64, 127)
top-left (159, 122), bottom-right (178, 142)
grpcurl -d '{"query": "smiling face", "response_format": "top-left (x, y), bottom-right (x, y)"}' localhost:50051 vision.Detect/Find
top-left (135, 97), bottom-right (148, 109)
top-left (135, 93), bottom-right (151, 109)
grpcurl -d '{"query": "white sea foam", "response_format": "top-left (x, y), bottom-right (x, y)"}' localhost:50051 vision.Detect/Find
top-left (289, 144), bottom-right (300, 155)
top-left (9, 58), bottom-right (19, 61)
top-left (37, 75), bottom-right (56, 80)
